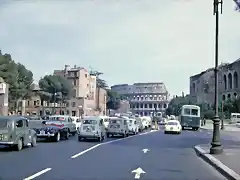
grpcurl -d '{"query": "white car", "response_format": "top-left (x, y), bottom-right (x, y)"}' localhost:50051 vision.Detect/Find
top-left (164, 120), bottom-right (182, 134)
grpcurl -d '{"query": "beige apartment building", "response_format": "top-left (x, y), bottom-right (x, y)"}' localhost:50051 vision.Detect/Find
top-left (190, 59), bottom-right (240, 106)
top-left (54, 65), bottom-right (107, 117)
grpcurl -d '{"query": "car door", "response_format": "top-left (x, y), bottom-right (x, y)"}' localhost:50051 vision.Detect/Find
top-left (15, 119), bottom-right (25, 144)
top-left (23, 119), bottom-right (31, 145)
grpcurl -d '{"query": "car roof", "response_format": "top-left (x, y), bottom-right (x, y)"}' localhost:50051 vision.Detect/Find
top-left (167, 120), bottom-right (179, 123)
top-left (49, 115), bottom-right (69, 118)
top-left (83, 116), bottom-right (102, 121)
top-left (0, 116), bottom-right (28, 121)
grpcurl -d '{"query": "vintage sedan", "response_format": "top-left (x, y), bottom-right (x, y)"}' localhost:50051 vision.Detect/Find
top-left (0, 116), bottom-right (37, 151)
top-left (35, 115), bottom-right (76, 141)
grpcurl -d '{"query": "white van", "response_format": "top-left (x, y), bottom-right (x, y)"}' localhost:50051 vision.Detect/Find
top-left (230, 113), bottom-right (240, 124)
top-left (107, 117), bottom-right (129, 137)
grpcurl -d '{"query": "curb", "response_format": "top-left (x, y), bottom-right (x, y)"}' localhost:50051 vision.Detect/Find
top-left (194, 145), bottom-right (240, 180)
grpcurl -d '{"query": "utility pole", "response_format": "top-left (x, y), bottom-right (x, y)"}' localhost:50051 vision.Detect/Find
top-left (210, 0), bottom-right (223, 154)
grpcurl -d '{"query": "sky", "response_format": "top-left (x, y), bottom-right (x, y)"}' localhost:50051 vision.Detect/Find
top-left (0, 0), bottom-right (239, 96)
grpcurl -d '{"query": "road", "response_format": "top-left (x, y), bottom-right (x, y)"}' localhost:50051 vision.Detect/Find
top-left (0, 127), bottom-right (226, 180)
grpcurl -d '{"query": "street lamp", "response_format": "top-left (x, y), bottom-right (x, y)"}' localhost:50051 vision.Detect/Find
top-left (78, 105), bottom-right (84, 119)
top-left (210, 0), bottom-right (223, 154)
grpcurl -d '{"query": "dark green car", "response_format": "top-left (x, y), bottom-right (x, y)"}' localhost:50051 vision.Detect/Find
top-left (0, 116), bottom-right (37, 151)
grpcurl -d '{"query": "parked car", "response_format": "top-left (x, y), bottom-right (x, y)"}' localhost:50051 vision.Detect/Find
top-left (0, 116), bottom-right (37, 151)
top-left (35, 115), bottom-right (76, 141)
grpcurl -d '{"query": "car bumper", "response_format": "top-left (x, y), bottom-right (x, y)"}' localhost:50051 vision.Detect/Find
top-left (0, 141), bottom-right (14, 145)
top-left (107, 131), bottom-right (125, 135)
top-left (36, 133), bottom-right (55, 137)
top-left (78, 134), bottom-right (100, 139)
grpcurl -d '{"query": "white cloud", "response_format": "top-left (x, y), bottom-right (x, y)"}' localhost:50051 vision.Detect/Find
top-left (0, 0), bottom-right (239, 95)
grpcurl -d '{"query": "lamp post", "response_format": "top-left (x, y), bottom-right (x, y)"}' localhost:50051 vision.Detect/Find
top-left (78, 105), bottom-right (83, 119)
top-left (221, 100), bottom-right (225, 130)
top-left (210, 0), bottom-right (223, 154)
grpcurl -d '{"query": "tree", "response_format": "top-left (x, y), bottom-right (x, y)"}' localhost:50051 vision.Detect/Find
top-left (0, 51), bottom-right (34, 110)
top-left (166, 95), bottom-right (195, 116)
top-left (89, 70), bottom-right (108, 88)
top-left (38, 75), bottom-right (72, 102)
top-left (106, 90), bottom-right (121, 110)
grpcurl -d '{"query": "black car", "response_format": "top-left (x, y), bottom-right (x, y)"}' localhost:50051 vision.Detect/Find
top-left (34, 122), bottom-right (70, 142)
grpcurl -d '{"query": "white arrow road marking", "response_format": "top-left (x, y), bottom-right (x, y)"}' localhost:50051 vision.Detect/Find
top-left (142, 149), bottom-right (150, 154)
top-left (132, 167), bottom-right (146, 179)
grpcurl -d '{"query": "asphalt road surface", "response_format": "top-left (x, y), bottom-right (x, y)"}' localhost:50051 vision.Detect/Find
top-left (0, 128), bottom-right (226, 180)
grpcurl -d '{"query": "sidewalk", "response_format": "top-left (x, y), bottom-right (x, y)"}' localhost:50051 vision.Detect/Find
top-left (195, 138), bottom-right (240, 180)
top-left (200, 120), bottom-right (240, 132)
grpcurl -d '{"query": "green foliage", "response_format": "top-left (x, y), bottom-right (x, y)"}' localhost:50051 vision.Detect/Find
top-left (90, 70), bottom-right (108, 88)
top-left (166, 95), bottom-right (195, 116)
top-left (0, 51), bottom-right (34, 109)
top-left (38, 75), bottom-right (72, 102)
top-left (106, 90), bottom-right (121, 110)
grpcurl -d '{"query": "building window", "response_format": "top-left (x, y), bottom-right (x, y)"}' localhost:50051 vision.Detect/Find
top-left (136, 104), bottom-right (139, 108)
top-left (72, 102), bottom-right (76, 107)
top-left (150, 96), bottom-right (153, 100)
top-left (73, 79), bottom-right (77, 86)
top-left (149, 104), bottom-right (152, 108)
top-left (163, 104), bottom-right (167, 108)
top-left (34, 101), bottom-right (36, 106)
top-left (154, 97), bottom-right (157, 100)
top-left (85, 74), bottom-right (87, 78)
top-left (144, 104), bottom-right (147, 108)
top-left (73, 89), bottom-right (77, 98)
top-left (140, 104), bottom-right (143, 108)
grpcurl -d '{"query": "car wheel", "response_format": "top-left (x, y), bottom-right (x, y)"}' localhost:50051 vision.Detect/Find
top-left (31, 135), bottom-right (37, 147)
top-left (65, 130), bottom-right (70, 140)
top-left (55, 132), bottom-right (60, 142)
top-left (78, 136), bottom-right (82, 141)
top-left (101, 133), bottom-right (105, 140)
top-left (16, 138), bottom-right (23, 151)
top-left (97, 136), bottom-right (102, 142)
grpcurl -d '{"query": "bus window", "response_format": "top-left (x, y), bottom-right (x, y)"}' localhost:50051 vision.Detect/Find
top-left (191, 109), bottom-right (198, 116)
top-left (184, 108), bottom-right (190, 115)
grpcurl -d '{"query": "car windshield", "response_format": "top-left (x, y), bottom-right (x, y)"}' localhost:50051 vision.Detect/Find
top-left (167, 122), bottom-right (178, 126)
top-left (110, 119), bottom-right (122, 124)
top-left (49, 116), bottom-right (66, 121)
top-left (82, 120), bottom-right (97, 125)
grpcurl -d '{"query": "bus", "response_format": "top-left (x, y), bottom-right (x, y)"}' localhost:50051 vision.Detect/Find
top-left (179, 105), bottom-right (201, 131)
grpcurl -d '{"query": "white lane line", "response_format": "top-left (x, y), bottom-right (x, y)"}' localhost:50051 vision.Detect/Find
top-left (71, 130), bottom-right (159, 159)
top-left (71, 144), bottom-right (101, 159)
top-left (23, 168), bottom-right (52, 180)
